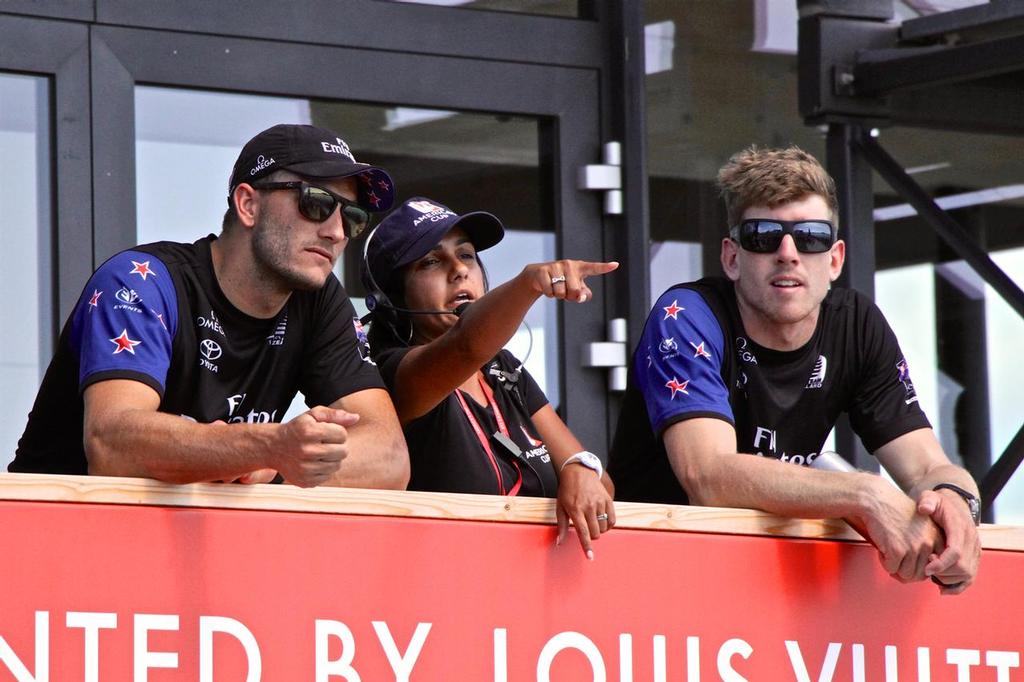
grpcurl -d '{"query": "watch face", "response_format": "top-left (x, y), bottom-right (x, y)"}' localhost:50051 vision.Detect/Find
top-left (969, 499), bottom-right (981, 525)
top-left (571, 451), bottom-right (602, 476)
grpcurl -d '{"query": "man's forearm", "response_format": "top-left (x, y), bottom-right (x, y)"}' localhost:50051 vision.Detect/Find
top-left (676, 449), bottom-right (882, 520)
top-left (907, 463), bottom-right (979, 501)
top-left (323, 413), bottom-right (410, 490)
top-left (874, 429), bottom-right (980, 501)
top-left (663, 418), bottom-right (893, 521)
top-left (85, 410), bottom-right (275, 483)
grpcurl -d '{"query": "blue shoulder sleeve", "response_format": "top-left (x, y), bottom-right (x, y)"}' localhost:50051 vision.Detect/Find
top-left (635, 288), bottom-right (732, 433)
top-left (68, 250), bottom-right (179, 395)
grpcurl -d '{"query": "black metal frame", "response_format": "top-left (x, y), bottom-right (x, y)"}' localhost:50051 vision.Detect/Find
top-left (0, 13), bottom-right (92, 325)
top-left (2, 1), bottom-right (646, 452)
top-left (595, 1), bottom-right (651, 431)
top-left (799, 0), bottom-right (1024, 510)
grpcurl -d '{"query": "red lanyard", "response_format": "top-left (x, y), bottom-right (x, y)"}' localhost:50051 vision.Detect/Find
top-left (454, 374), bottom-right (523, 496)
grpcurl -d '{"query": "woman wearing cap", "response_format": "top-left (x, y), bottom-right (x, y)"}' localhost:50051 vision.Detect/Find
top-left (363, 197), bottom-right (618, 559)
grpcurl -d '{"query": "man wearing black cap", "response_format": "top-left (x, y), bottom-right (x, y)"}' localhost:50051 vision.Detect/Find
top-left (11, 124), bottom-right (409, 489)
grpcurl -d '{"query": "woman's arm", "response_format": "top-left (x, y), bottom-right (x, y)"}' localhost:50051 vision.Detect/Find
top-left (531, 404), bottom-right (616, 560)
top-left (390, 260), bottom-right (617, 424)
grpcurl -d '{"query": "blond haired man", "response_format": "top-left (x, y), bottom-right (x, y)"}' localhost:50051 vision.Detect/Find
top-left (610, 146), bottom-right (980, 594)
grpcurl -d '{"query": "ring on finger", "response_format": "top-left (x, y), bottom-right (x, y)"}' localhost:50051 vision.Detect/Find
top-left (596, 513), bottom-right (609, 522)
top-left (550, 274), bottom-right (567, 285)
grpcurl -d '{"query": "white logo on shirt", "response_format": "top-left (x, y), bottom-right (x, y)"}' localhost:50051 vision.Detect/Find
top-left (806, 355), bottom-right (827, 389)
top-left (266, 315), bottom-right (287, 346)
top-left (753, 426), bottom-right (776, 453)
top-left (736, 337), bottom-right (758, 364)
top-left (197, 310), bottom-right (225, 336)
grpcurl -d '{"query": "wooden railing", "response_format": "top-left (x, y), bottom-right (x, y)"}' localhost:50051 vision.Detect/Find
top-left (1, 472), bottom-right (1020, 681)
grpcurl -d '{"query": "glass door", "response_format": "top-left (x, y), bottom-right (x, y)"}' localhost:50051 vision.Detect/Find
top-left (88, 6), bottom-right (613, 447)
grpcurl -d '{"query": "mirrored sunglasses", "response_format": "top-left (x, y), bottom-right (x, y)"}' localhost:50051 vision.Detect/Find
top-left (730, 219), bottom-right (836, 254)
top-left (251, 181), bottom-right (371, 238)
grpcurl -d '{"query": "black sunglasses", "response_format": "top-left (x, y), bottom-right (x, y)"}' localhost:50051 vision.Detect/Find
top-left (730, 219), bottom-right (836, 254)
top-left (250, 181), bottom-right (371, 238)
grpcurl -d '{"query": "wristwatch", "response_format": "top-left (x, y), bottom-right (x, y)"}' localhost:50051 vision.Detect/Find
top-left (933, 483), bottom-right (981, 526)
top-left (561, 451), bottom-right (603, 479)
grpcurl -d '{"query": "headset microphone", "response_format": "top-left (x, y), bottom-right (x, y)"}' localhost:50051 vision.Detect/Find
top-left (360, 292), bottom-right (470, 327)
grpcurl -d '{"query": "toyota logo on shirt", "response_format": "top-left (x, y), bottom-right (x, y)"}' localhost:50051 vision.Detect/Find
top-left (200, 339), bottom-right (222, 360)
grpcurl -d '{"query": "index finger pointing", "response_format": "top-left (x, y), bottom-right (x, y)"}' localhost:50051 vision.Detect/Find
top-left (577, 260), bottom-right (620, 277)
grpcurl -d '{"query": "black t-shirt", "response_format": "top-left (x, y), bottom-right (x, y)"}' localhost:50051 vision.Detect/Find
top-left (12, 235), bottom-right (383, 475)
top-left (609, 277), bottom-right (931, 504)
top-left (376, 347), bottom-right (557, 497)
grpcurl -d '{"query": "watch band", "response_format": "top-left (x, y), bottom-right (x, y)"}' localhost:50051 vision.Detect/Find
top-left (933, 483), bottom-right (981, 525)
top-left (560, 451), bottom-right (603, 479)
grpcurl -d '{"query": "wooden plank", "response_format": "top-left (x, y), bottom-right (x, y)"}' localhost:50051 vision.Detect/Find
top-left (1, 472), bottom-right (1021, 550)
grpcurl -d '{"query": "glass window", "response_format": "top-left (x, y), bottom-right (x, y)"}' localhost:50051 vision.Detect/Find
top-left (643, 0), bottom-right (826, 293)
top-left (872, 127), bottom-right (1024, 523)
top-left (384, 0), bottom-right (582, 18)
top-left (649, 241), bottom-right (701, 305)
top-left (134, 87), bottom-right (560, 417)
top-left (1, 73), bottom-right (52, 470)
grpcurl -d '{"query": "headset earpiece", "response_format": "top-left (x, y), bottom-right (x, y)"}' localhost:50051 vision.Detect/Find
top-left (361, 221), bottom-right (464, 348)
top-left (364, 289), bottom-right (402, 336)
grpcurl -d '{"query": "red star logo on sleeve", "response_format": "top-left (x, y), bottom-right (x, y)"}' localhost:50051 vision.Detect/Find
top-left (662, 299), bottom-right (684, 320)
top-left (129, 260), bottom-right (155, 280)
top-left (88, 290), bottom-right (102, 311)
top-left (367, 190), bottom-right (381, 207)
top-left (665, 377), bottom-right (690, 399)
top-left (690, 340), bottom-right (712, 360)
top-left (377, 179), bottom-right (390, 191)
top-left (110, 329), bottom-right (142, 355)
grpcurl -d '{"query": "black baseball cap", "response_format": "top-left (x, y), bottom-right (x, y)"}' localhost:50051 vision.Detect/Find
top-left (363, 197), bottom-right (504, 294)
top-left (228, 123), bottom-right (395, 212)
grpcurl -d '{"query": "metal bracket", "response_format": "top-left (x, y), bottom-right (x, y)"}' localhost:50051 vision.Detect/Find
top-left (577, 141), bottom-right (623, 215)
top-left (581, 318), bottom-right (628, 392)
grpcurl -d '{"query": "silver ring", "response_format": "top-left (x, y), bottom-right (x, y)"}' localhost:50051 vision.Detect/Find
top-left (596, 513), bottom-right (609, 522)
top-left (550, 275), bottom-right (567, 285)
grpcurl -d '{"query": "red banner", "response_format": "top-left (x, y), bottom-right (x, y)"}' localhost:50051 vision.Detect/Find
top-left (0, 499), bottom-right (1020, 681)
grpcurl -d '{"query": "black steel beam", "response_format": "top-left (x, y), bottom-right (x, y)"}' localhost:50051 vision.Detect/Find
top-left (900, 0), bottom-right (1024, 44)
top-left (94, 0), bottom-right (604, 69)
top-left (799, 4), bottom-right (1024, 134)
top-left (599, 0), bottom-right (650, 346)
top-left (827, 124), bottom-right (875, 298)
top-left (980, 422), bottom-right (1024, 508)
top-left (854, 33), bottom-right (1024, 95)
top-left (798, 12), bottom-right (897, 125)
top-left (888, 81), bottom-right (1024, 136)
top-left (856, 135), bottom-right (1024, 322)
top-left (826, 124), bottom-right (877, 472)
